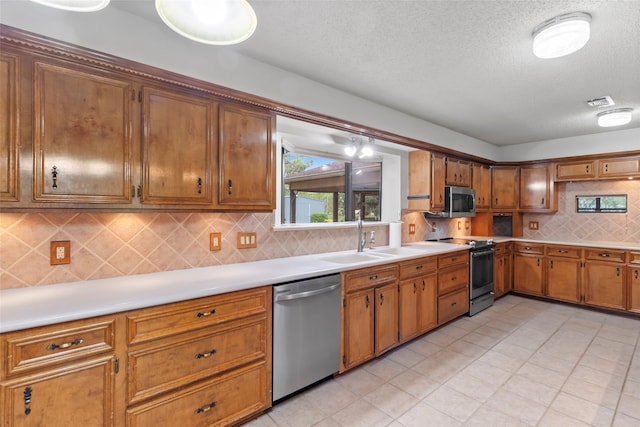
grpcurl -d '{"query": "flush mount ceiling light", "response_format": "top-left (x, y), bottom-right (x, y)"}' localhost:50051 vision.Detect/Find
top-left (532, 12), bottom-right (591, 59)
top-left (344, 136), bottom-right (375, 159)
top-left (155, 0), bottom-right (257, 45)
top-left (597, 108), bottom-right (633, 127)
top-left (29, 0), bottom-right (110, 12)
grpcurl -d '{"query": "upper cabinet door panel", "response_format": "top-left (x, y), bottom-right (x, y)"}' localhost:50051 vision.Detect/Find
top-left (218, 104), bottom-right (275, 209)
top-left (33, 60), bottom-right (133, 203)
top-left (141, 86), bottom-right (215, 205)
top-left (0, 51), bottom-right (19, 202)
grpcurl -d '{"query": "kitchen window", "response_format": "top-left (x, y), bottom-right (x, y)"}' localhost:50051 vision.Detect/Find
top-left (576, 195), bottom-right (627, 213)
top-left (281, 151), bottom-right (382, 224)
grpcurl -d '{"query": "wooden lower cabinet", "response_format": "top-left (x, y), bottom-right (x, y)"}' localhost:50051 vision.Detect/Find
top-left (126, 361), bottom-right (268, 427)
top-left (0, 315), bottom-right (121, 427)
top-left (545, 245), bottom-right (581, 303)
top-left (341, 264), bottom-right (399, 371)
top-left (437, 251), bottom-right (469, 324)
top-left (584, 261), bottom-right (626, 310)
top-left (398, 256), bottom-right (438, 342)
top-left (629, 251), bottom-right (640, 313)
top-left (513, 244), bottom-right (544, 296)
top-left (493, 242), bottom-right (513, 298)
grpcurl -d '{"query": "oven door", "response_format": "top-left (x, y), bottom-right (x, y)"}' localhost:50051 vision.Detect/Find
top-left (470, 248), bottom-right (494, 299)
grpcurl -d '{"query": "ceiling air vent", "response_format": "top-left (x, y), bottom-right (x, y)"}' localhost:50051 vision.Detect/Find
top-left (586, 96), bottom-right (615, 108)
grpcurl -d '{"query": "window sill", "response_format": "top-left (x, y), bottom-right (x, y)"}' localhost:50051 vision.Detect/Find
top-left (272, 221), bottom-right (388, 232)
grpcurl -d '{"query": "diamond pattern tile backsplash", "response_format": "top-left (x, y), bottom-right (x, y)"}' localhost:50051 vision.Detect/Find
top-left (523, 180), bottom-right (640, 243)
top-left (0, 212), bottom-right (388, 289)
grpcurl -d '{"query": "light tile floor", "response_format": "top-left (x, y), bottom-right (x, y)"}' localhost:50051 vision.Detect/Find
top-left (247, 295), bottom-right (640, 427)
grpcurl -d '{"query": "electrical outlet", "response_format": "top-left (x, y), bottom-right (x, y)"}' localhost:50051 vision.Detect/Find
top-left (237, 232), bottom-right (257, 249)
top-left (465, 220), bottom-right (470, 230)
top-left (50, 241), bottom-right (71, 265)
top-left (457, 220), bottom-right (461, 230)
top-left (209, 232), bottom-right (222, 251)
top-left (408, 224), bottom-right (416, 235)
top-left (529, 221), bottom-right (539, 230)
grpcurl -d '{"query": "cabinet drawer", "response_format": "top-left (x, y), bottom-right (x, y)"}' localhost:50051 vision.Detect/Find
top-left (514, 243), bottom-right (544, 255)
top-left (127, 287), bottom-right (269, 345)
top-left (438, 265), bottom-right (469, 294)
top-left (127, 317), bottom-right (267, 404)
top-left (438, 288), bottom-right (468, 324)
top-left (438, 251), bottom-right (469, 269)
top-left (546, 245), bottom-right (581, 258)
top-left (126, 361), bottom-right (269, 427)
top-left (399, 257), bottom-right (437, 279)
top-left (1, 317), bottom-right (115, 378)
top-left (627, 251), bottom-right (640, 265)
top-left (585, 248), bottom-right (626, 263)
top-left (343, 264), bottom-right (398, 293)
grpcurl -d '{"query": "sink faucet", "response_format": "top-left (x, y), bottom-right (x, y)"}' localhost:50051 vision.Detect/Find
top-left (356, 210), bottom-right (366, 252)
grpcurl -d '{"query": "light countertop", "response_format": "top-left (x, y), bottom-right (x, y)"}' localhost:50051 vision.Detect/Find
top-left (0, 243), bottom-right (464, 333)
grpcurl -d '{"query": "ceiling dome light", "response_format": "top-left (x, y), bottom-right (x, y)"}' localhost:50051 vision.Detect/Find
top-left (155, 0), bottom-right (257, 45)
top-left (532, 12), bottom-right (591, 59)
top-left (597, 108), bottom-right (633, 127)
top-left (29, 0), bottom-right (110, 12)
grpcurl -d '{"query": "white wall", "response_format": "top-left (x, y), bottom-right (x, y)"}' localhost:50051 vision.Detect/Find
top-left (0, 2), bottom-right (637, 162)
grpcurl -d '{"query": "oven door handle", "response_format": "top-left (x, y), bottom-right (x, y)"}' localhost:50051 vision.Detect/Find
top-left (275, 283), bottom-right (340, 301)
top-left (471, 249), bottom-right (494, 257)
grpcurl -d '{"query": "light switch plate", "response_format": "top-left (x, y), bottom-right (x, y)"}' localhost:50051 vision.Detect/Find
top-left (237, 232), bottom-right (257, 249)
top-left (209, 232), bottom-right (222, 251)
top-left (50, 241), bottom-right (71, 265)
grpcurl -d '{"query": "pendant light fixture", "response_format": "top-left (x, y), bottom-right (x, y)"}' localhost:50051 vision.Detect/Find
top-left (29, 0), bottom-right (110, 12)
top-left (155, 0), bottom-right (257, 45)
top-left (532, 12), bottom-right (591, 59)
top-left (597, 109), bottom-right (633, 127)
top-left (344, 136), bottom-right (375, 158)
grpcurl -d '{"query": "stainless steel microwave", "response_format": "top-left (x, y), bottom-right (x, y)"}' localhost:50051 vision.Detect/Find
top-left (425, 186), bottom-right (476, 218)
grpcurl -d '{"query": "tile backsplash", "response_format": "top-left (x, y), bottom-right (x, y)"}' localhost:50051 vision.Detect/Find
top-left (523, 180), bottom-right (640, 243)
top-left (0, 212), bottom-right (388, 289)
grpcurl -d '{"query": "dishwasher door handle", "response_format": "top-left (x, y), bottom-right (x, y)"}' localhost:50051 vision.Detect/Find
top-left (275, 283), bottom-right (340, 301)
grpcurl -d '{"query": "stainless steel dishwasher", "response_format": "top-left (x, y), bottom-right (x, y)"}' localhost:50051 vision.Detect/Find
top-left (272, 273), bottom-right (341, 402)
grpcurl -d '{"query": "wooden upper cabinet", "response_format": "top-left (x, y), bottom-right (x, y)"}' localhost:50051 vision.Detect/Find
top-left (141, 86), bottom-right (215, 205)
top-left (32, 59), bottom-right (133, 203)
top-left (218, 104), bottom-right (275, 210)
top-left (445, 158), bottom-right (470, 187)
top-left (599, 157), bottom-right (640, 178)
top-left (471, 162), bottom-right (491, 210)
top-left (407, 150), bottom-right (431, 211)
top-left (0, 51), bottom-right (19, 202)
top-left (520, 163), bottom-right (555, 212)
top-left (430, 153), bottom-right (446, 210)
top-left (491, 166), bottom-right (519, 210)
top-left (556, 160), bottom-right (596, 181)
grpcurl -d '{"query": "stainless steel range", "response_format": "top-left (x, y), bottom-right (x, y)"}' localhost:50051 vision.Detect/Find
top-left (432, 238), bottom-right (495, 316)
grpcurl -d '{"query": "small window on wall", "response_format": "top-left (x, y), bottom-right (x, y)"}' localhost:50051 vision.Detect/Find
top-left (576, 195), bottom-right (627, 213)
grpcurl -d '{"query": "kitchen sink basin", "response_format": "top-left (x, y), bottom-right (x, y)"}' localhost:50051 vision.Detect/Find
top-left (372, 247), bottom-right (423, 256)
top-left (321, 253), bottom-right (383, 264)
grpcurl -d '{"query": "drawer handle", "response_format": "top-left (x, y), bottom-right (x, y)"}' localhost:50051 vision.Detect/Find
top-left (598, 253), bottom-right (611, 257)
top-left (195, 349), bottom-right (217, 359)
top-left (228, 179), bottom-right (232, 195)
top-left (524, 247), bottom-right (532, 250)
top-left (451, 276), bottom-right (457, 281)
top-left (558, 250), bottom-right (568, 253)
top-left (369, 275), bottom-right (378, 281)
top-left (635, 270), bottom-right (639, 279)
top-left (380, 293), bottom-right (384, 305)
top-left (365, 294), bottom-right (370, 308)
top-left (451, 301), bottom-right (457, 307)
top-left (47, 338), bottom-right (83, 351)
top-left (197, 177), bottom-right (202, 194)
top-left (416, 265), bottom-right (423, 270)
top-left (196, 309), bottom-right (216, 318)
top-left (451, 257), bottom-right (457, 262)
top-left (195, 401), bottom-right (217, 414)
top-left (51, 166), bottom-right (58, 189)
top-left (23, 387), bottom-right (32, 416)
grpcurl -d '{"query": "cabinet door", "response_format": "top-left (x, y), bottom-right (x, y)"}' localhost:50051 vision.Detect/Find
top-left (556, 161), bottom-right (596, 181)
top-left (141, 86), bottom-right (214, 205)
top-left (629, 266), bottom-right (640, 314)
top-left (0, 51), bottom-right (19, 202)
top-left (430, 153), bottom-right (446, 210)
top-left (503, 248), bottom-right (513, 293)
top-left (32, 60), bottom-right (133, 203)
top-left (342, 289), bottom-right (374, 370)
top-left (584, 262), bottom-right (625, 310)
top-left (445, 158), bottom-right (470, 187)
top-left (513, 254), bottom-right (544, 296)
top-left (520, 164), bottom-right (552, 211)
top-left (472, 163), bottom-right (491, 210)
top-left (494, 254), bottom-right (505, 297)
top-left (375, 283), bottom-right (398, 355)
top-left (599, 157), bottom-right (640, 178)
top-left (546, 257), bottom-right (580, 303)
top-left (398, 279), bottom-right (418, 341)
top-left (0, 357), bottom-right (115, 427)
top-left (417, 274), bottom-right (437, 333)
top-left (407, 150), bottom-right (431, 211)
top-left (491, 166), bottom-right (519, 209)
top-left (218, 104), bottom-right (275, 209)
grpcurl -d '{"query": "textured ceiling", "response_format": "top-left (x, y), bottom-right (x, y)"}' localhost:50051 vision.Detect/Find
top-left (112, 1), bottom-right (640, 146)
